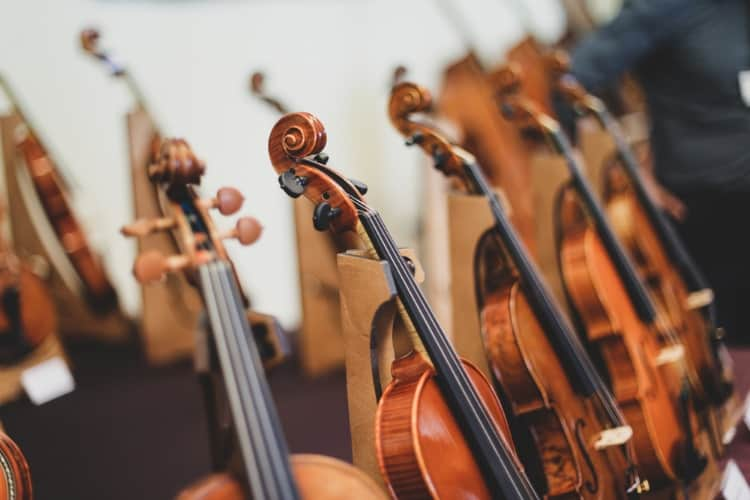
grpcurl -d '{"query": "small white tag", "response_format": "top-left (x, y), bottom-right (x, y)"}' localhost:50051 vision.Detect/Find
top-left (739, 71), bottom-right (750, 107)
top-left (721, 460), bottom-right (750, 500)
top-left (20, 357), bottom-right (74, 405)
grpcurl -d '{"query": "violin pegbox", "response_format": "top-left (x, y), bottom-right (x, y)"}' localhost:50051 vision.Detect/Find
top-left (80, 28), bottom-right (125, 77)
top-left (268, 112), bottom-right (361, 233)
top-left (388, 82), bottom-right (467, 178)
top-left (488, 63), bottom-right (555, 134)
top-left (124, 138), bottom-right (262, 284)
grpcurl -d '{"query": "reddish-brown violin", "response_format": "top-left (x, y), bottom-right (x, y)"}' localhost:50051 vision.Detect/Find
top-left (492, 65), bottom-right (707, 491)
top-left (127, 139), bottom-right (385, 500)
top-left (0, 75), bottom-right (118, 313)
top-left (269, 112), bottom-right (537, 499)
top-left (0, 431), bottom-right (32, 500)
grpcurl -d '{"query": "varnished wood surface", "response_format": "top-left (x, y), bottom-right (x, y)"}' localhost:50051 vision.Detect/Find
top-left (375, 352), bottom-right (519, 499)
top-left (0, 431), bottom-right (32, 500)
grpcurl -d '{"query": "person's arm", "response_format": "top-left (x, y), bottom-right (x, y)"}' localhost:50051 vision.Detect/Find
top-left (571, 0), bottom-right (702, 91)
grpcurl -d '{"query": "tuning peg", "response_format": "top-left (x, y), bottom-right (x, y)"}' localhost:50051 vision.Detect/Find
top-left (133, 250), bottom-right (189, 284)
top-left (121, 217), bottom-right (175, 238)
top-left (279, 170), bottom-right (308, 198)
top-left (349, 178), bottom-right (368, 196)
top-left (433, 150), bottom-right (449, 170)
top-left (405, 132), bottom-right (424, 146)
top-left (313, 202), bottom-right (341, 231)
top-left (220, 217), bottom-right (263, 246)
top-left (313, 152), bottom-right (329, 165)
top-left (198, 187), bottom-right (245, 215)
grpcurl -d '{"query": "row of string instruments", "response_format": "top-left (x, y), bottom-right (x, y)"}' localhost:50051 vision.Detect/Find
top-left (0, 17), bottom-right (744, 500)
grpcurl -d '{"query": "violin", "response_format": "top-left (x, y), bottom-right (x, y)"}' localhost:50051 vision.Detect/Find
top-left (0, 75), bottom-right (119, 313)
top-left (551, 64), bottom-right (734, 409)
top-left (492, 66), bottom-right (707, 490)
top-left (390, 81), bottom-right (648, 498)
top-left (127, 138), bottom-right (384, 500)
top-left (0, 203), bottom-right (57, 365)
top-left (0, 431), bottom-right (32, 500)
top-left (270, 112), bottom-right (536, 499)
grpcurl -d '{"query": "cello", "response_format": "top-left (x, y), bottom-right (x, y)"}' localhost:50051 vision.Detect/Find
top-left (0, 431), bottom-right (32, 500)
top-left (127, 138), bottom-right (386, 500)
top-left (269, 112), bottom-right (537, 499)
top-left (491, 66), bottom-right (707, 490)
top-left (0, 75), bottom-right (119, 313)
top-left (389, 81), bottom-right (647, 498)
top-left (550, 64), bottom-right (734, 409)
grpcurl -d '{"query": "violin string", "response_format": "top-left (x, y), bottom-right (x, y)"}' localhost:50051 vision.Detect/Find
top-left (463, 161), bottom-right (626, 428)
top-left (352, 197), bottom-right (537, 498)
top-left (203, 261), bottom-right (299, 500)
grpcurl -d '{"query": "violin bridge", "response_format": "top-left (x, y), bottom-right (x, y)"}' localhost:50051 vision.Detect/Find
top-left (685, 289), bottom-right (714, 310)
top-left (654, 344), bottom-right (686, 366)
top-left (592, 425), bottom-right (633, 450)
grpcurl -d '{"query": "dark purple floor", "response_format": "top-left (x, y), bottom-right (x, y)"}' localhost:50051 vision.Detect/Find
top-left (2, 342), bottom-right (749, 499)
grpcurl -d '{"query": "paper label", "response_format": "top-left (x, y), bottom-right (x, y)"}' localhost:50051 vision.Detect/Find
top-left (20, 357), bottom-right (74, 405)
top-left (739, 71), bottom-right (750, 107)
top-left (721, 460), bottom-right (750, 500)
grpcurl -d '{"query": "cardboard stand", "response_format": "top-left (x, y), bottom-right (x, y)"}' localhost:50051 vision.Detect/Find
top-left (337, 247), bottom-right (424, 487)
top-left (126, 108), bottom-right (203, 363)
top-left (294, 201), bottom-right (348, 376)
top-left (0, 114), bottom-right (132, 343)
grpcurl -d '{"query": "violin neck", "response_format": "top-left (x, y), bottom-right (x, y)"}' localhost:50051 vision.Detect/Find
top-left (357, 210), bottom-right (538, 499)
top-left (548, 125), bottom-right (658, 324)
top-left (199, 261), bottom-right (300, 500)
top-left (593, 107), bottom-right (711, 295)
top-left (462, 161), bottom-right (626, 427)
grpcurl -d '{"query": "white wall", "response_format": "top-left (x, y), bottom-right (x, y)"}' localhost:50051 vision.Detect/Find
top-left (0, 0), bottom-right (564, 328)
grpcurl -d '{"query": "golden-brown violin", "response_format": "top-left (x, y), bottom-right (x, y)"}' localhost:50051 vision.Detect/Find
top-left (492, 65), bottom-right (707, 490)
top-left (0, 75), bottom-right (119, 313)
top-left (126, 139), bottom-right (384, 500)
top-left (0, 431), bottom-right (32, 500)
top-left (551, 64), bottom-right (734, 413)
top-left (269, 112), bottom-right (536, 499)
top-left (390, 81), bottom-right (646, 498)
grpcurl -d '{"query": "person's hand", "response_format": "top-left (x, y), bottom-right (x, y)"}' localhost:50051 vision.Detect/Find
top-left (633, 142), bottom-right (687, 221)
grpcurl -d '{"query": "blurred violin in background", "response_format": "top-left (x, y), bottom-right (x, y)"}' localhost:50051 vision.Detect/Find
top-left (0, 75), bottom-right (119, 314)
top-left (125, 138), bottom-right (384, 499)
top-left (493, 65), bottom-right (707, 490)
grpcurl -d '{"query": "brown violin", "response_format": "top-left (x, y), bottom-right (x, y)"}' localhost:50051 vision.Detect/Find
top-left (127, 139), bottom-right (384, 500)
top-left (0, 204), bottom-right (57, 365)
top-left (551, 63), bottom-right (734, 410)
top-left (492, 66), bottom-right (707, 490)
top-left (0, 75), bottom-right (118, 313)
top-left (270, 112), bottom-right (536, 499)
top-left (0, 431), bottom-right (32, 500)
top-left (390, 81), bottom-right (646, 498)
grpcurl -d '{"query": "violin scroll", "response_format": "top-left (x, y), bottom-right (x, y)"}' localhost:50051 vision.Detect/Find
top-left (388, 82), bottom-right (467, 178)
top-left (149, 138), bottom-right (206, 186)
top-left (268, 113), bottom-right (360, 233)
top-left (489, 64), bottom-right (557, 134)
top-left (80, 28), bottom-right (101, 56)
top-left (250, 71), bottom-right (290, 115)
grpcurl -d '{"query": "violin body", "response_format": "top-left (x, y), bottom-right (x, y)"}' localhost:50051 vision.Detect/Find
top-left (604, 170), bottom-right (726, 404)
top-left (557, 188), bottom-right (683, 488)
top-left (482, 279), bottom-right (626, 498)
top-left (176, 455), bottom-right (386, 500)
top-left (0, 432), bottom-right (32, 500)
top-left (375, 352), bottom-right (517, 499)
top-left (15, 133), bottom-right (117, 312)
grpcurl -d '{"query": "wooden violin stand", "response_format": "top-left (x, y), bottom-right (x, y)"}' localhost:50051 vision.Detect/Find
top-left (293, 201), bottom-right (346, 376)
top-left (576, 116), bottom-right (746, 448)
top-left (0, 113), bottom-right (132, 343)
top-left (337, 247), bottom-right (424, 487)
top-left (127, 108), bottom-right (203, 363)
top-left (530, 148), bottom-right (722, 499)
top-left (445, 189), bottom-right (516, 381)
